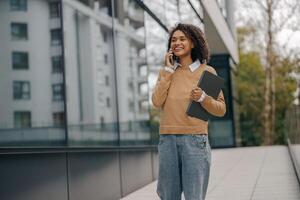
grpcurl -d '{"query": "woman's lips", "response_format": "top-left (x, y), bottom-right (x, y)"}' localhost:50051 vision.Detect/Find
top-left (173, 47), bottom-right (183, 52)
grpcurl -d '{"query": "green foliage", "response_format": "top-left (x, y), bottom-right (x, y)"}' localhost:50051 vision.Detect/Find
top-left (236, 27), bottom-right (298, 146)
top-left (236, 51), bottom-right (265, 146)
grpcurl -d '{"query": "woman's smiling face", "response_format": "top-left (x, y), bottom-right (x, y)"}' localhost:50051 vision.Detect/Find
top-left (170, 30), bottom-right (194, 58)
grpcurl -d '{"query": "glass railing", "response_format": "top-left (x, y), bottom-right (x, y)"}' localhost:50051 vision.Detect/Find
top-left (285, 105), bottom-right (300, 176)
top-left (0, 127), bottom-right (66, 147)
top-left (0, 120), bottom-right (157, 148)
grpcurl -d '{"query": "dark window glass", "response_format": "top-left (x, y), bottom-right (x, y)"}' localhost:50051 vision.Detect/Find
top-left (105, 75), bottom-right (109, 86)
top-left (102, 31), bottom-right (107, 42)
top-left (53, 112), bottom-right (65, 126)
top-left (49, 2), bottom-right (60, 18)
top-left (51, 29), bottom-right (62, 46)
top-left (13, 81), bottom-right (30, 100)
top-left (10, 0), bottom-right (27, 11)
top-left (12, 51), bottom-right (29, 69)
top-left (100, 116), bottom-right (104, 128)
top-left (106, 97), bottom-right (110, 107)
top-left (52, 56), bottom-right (63, 73)
top-left (52, 84), bottom-right (64, 101)
top-left (104, 54), bottom-right (108, 64)
top-left (11, 23), bottom-right (28, 40)
top-left (14, 111), bottom-right (31, 128)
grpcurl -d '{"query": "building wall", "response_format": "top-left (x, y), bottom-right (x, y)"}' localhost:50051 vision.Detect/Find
top-left (0, 0), bottom-right (239, 199)
top-left (0, 0), bottom-right (64, 129)
top-left (0, 149), bottom-right (158, 200)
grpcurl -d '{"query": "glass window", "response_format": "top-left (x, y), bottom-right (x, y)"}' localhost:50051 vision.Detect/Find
top-left (178, 0), bottom-right (204, 28)
top-left (12, 51), bottom-right (29, 70)
top-left (50, 29), bottom-right (62, 46)
top-left (53, 112), bottom-right (65, 126)
top-left (104, 54), bottom-right (108, 64)
top-left (52, 84), bottom-right (64, 101)
top-left (52, 56), bottom-right (63, 73)
top-left (10, 0), bottom-right (27, 11)
top-left (14, 111), bottom-right (31, 128)
top-left (138, 83), bottom-right (148, 96)
top-left (1, 0), bottom-right (65, 148)
top-left (138, 65), bottom-right (147, 77)
top-left (63, 0), bottom-right (119, 147)
top-left (49, 2), bottom-right (60, 18)
top-left (128, 100), bottom-right (134, 112)
top-left (105, 75), bottom-right (109, 86)
top-left (102, 30), bottom-right (107, 42)
top-left (114, 0), bottom-right (150, 146)
top-left (13, 81), bottom-right (30, 100)
top-left (106, 97), bottom-right (110, 107)
top-left (143, 0), bottom-right (166, 25)
top-left (139, 100), bottom-right (148, 114)
top-left (11, 23), bottom-right (28, 40)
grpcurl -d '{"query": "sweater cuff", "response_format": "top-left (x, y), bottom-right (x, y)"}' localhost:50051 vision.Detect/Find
top-left (160, 69), bottom-right (174, 81)
top-left (164, 66), bottom-right (175, 73)
top-left (197, 91), bottom-right (206, 102)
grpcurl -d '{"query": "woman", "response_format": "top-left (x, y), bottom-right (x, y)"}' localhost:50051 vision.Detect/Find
top-left (152, 23), bottom-right (226, 200)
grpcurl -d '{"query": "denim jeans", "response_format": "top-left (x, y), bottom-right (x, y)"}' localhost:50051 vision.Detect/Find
top-left (156, 134), bottom-right (211, 200)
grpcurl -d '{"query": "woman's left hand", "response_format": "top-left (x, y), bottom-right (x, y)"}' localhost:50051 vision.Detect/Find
top-left (190, 87), bottom-right (203, 101)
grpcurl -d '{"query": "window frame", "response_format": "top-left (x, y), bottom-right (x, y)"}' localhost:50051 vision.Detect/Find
top-left (12, 51), bottom-right (29, 70)
top-left (10, 0), bottom-right (27, 12)
top-left (11, 22), bottom-right (28, 40)
top-left (13, 81), bottom-right (31, 100)
top-left (14, 111), bottom-right (31, 128)
top-left (52, 83), bottom-right (64, 101)
top-left (50, 29), bottom-right (62, 46)
top-left (49, 2), bottom-right (61, 18)
top-left (51, 55), bottom-right (63, 73)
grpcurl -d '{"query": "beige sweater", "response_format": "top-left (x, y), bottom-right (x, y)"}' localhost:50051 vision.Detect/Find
top-left (152, 64), bottom-right (226, 134)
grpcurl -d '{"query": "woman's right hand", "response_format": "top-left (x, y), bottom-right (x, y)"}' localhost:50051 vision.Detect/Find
top-left (164, 48), bottom-right (174, 68)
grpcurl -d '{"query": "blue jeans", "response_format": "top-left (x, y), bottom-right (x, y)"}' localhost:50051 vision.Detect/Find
top-left (157, 134), bottom-right (211, 200)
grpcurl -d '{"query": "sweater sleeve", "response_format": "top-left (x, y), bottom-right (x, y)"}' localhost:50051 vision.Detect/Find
top-left (200, 67), bottom-right (226, 117)
top-left (151, 69), bottom-right (173, 108)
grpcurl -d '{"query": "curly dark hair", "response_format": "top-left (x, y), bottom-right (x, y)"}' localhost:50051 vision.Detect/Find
top-left (167, 23), bottom-right (210, 64)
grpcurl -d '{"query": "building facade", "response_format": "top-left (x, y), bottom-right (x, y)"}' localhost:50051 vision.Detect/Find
top-left (0, 0), bottom-right (239, 199)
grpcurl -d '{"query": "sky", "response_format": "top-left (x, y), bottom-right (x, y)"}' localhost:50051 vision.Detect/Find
top-left (234, 0), bottom-right (300, 57)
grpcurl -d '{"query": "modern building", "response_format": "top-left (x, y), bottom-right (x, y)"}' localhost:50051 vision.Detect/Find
top-left (0, 0), bottom-right (239, 199)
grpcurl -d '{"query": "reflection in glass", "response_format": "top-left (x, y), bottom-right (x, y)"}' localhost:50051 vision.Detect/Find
top-left (114, 0), bottom-right (150, 146)
top-left (165, 0), bottom-right (203, 29)
top-left (13, 81), bottom-right (30, 100)
top-left (0, 0), bottom-right (65, 147)
top-left (10, 0), bottom-right (27, 11)
top-left (143, 0), bottom-right (166, 24)
top-left (144, 11), bottom-right (168, 145)
top-left (179, 0), bottom-right (204, 29)
top-left (50, 29), bottom-right (62, 46)
top-left (12, 51), bottom-right (29, 70)
top-left (49, 1), bottom-right (61, 18)
top-left (14, 111), bottom-right (31, 128)
top-left (63, 0), bottom-right (119, 146)
top-left (11, 23), bottom-right (28, 40)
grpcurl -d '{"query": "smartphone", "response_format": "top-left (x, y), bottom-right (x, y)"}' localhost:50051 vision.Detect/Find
top-left (169, 50), bottom-right (180, 66)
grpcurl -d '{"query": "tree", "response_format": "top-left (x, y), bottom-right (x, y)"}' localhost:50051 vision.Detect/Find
top-left (236, 26), bottom-right (298, 146)
top-left (236, 50), bottom-right (265, 146)
top-left (237, 0), bottom-right (300, 145)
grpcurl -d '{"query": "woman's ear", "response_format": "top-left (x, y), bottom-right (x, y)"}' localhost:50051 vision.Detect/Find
top-left (191, 42), bottom-right (194, 49)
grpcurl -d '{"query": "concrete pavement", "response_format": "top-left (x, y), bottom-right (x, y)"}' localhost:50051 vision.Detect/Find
top-left (121, 146), bottom-right (300, 200)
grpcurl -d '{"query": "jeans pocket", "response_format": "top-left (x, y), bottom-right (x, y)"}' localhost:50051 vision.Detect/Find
top-left (158, 135), bottom-right (166, 146)
top-left (191, 135), bottom-right (207, 149)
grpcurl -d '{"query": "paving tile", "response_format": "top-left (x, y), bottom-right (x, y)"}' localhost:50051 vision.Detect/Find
top-left (120, 146), bottom-right (300, 200)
